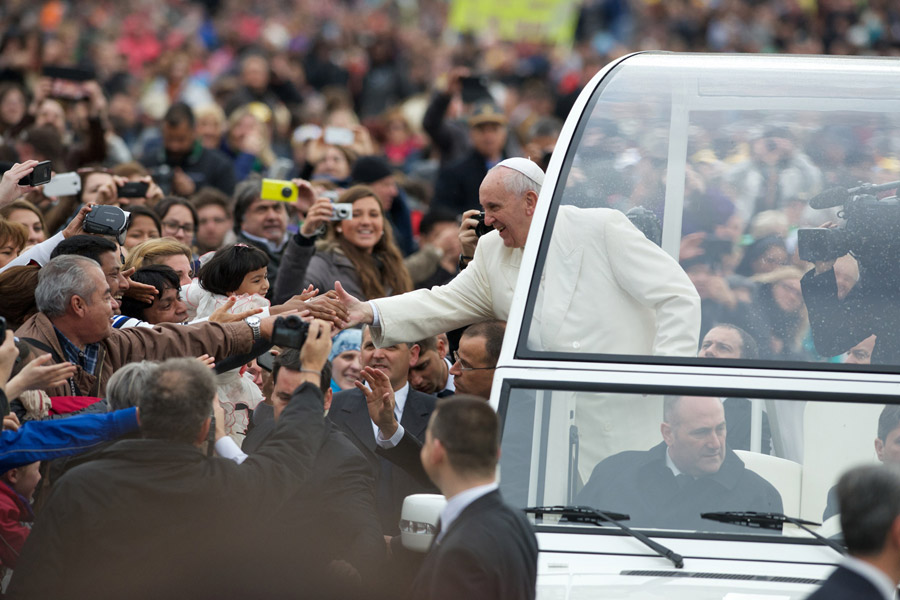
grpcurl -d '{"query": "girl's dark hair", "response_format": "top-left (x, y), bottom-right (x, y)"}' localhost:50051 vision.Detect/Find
top-left (198, 243), bottom-right (270, 295)
top-left (329, 185), bottom-right (412, 300)
top-left (125, 205), bottom-right (162, 236)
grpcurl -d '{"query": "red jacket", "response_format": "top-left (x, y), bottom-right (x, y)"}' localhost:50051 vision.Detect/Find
top-left (0, 481), bottom-right (33, 569)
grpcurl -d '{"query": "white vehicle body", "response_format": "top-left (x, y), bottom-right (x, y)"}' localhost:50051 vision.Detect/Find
top-left (488, 52), bottom-right (900, 599)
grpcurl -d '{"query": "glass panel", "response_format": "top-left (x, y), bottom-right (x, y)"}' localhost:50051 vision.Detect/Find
top-left (522, 55), bottom-right (900, 369)
top-left (499, 385), bottom-right (888, 539)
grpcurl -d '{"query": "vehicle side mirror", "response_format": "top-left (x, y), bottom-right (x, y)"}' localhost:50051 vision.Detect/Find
top-left (399, 494), bottom-right (446, 553)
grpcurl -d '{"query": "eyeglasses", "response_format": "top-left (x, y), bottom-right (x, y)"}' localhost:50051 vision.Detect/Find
top-left (161, 221), bottom-right (194, 234)
top-left (452, 351), bottom-right (495, 372)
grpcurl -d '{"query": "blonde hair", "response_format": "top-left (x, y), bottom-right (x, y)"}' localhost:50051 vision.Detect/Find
top-left (0, 218), bottom-right (27, 252)
top-left (227, 105), bottom-right (275, 167)
top-left (125, 238), bottom-right (193, 271)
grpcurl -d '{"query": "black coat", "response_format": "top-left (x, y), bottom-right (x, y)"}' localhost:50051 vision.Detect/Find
top-left (409, 490), bottom-right (538, 600)
top-left (805, 564), bottom-right (886, 600)
top-left (242, 419), bottom-right (385, 593)
top-left (8, 383), bottom-right (327, 600)
top-left (329, 387), bottom-right (437, 535)
top-left (575, 442), bottom-right (783, 533)
top-left (432, 149), bottom-right (497, 215)
top-left (802, 266), bottom-right (900, 364)
top-left (141, 141), bottom-right (236, 196)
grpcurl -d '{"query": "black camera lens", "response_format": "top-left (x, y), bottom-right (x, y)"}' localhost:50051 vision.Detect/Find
top-left (281, 186), bottom-right (292, 199)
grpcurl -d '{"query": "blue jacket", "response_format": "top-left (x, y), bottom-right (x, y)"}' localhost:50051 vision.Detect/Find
top-left (0, 404), bottom-right (139, 472)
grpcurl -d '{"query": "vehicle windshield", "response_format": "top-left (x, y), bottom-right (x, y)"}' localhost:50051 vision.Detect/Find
top-left (499, 384), bottom-right (891, 539)
top-left (520, 53), bottom-right (900, 371)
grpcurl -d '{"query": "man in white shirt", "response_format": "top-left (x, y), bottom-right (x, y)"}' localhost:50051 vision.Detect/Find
top-left (806, 464), bottom-right (900, 600)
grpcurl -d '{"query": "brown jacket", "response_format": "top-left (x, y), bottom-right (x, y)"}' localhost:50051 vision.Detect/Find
top-left (15, 313), bottom-right (254, 398)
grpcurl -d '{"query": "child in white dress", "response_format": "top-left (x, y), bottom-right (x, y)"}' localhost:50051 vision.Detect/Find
top-left (182, 243), bottom-right (271, 445)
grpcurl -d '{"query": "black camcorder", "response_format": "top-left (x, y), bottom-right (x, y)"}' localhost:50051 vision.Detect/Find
top-left (798, 180), bottom-right (900, 267)
top-left (84, 206), bottom-right (130, 245)
top-left (271, 316), bottom-right (309, 350)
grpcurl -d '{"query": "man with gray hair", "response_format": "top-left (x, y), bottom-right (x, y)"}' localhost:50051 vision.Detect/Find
top-left (806, 464), bottom-right (900, 600)
top-left (9, 322), bottom-right (331, 598)
top-left (14, 254), bottom-right (287, 398)
top-left (336, 157), bottom-right (700, 359)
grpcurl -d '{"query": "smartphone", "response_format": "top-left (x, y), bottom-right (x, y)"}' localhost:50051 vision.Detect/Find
top-left (461, 76), bottom-right (492, 104)
top-left (0, 315), bottom-right (6, 342)
top-left (118, 181), bottom-right (149, 198)
top-left (261, 178), bottom-right (298, 202)
top-left (43, 172), bottom-right (81, 197)
top-left (331, 203), bottom-right (353, 221)
top-left (21, 161), bottom-right (52, 186)
top-left (42, 65), bottom-right (96, 82)
top-left (256, 351), bottom-right (275, 372)
top-left (324, 127), bottom-right (354, 147)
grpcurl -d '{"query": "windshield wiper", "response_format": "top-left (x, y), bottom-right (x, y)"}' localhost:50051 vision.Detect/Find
top-left (701, 511), bottom-right (846, 555)
top-left (525, 505), bottom-right (684, 568)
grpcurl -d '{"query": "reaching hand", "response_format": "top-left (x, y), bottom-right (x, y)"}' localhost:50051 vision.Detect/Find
top-left (63, 204), bottom-right (94, 239)
top-left (300, 319), bottom-right (333, 371)
top-left (208, 297), bottom-right (264, 324)
top-left (300, 196), bottom-right (334, 236)
top-left (5, 354), bottom-right (77, 399)
top-left (2, 414), bottom-right (19, 432)
top-left (333, 281), bottom-right (373, 328)
top-left (197, 354), bottom-right (216, 370)
top-left (122, 268), bottom-right (159, 305)
top-left (356, 366), bottom-right (397, 437)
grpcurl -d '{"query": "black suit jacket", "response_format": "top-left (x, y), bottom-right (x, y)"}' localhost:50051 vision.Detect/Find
top-left (432, 149), bottom-right (501, 215)
top-left (806, 564), bottom-right (887, 600)
top-left (409, 490), bottom-right (538, 600)
top-left (575, 442), bottom-right (783, 533)
top-left (330, 387), bottom-right (437, 534)
top-left (242, 419), bottom-right (385, 593)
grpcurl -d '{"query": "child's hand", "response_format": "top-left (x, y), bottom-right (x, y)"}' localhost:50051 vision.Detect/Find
top-left (208, 297), bottom-right (264, 324)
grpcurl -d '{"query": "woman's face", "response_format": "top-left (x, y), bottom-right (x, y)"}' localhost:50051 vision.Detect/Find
top-left (340, 196), bottom-right (383, 253)
top-left (197, 114), bottom-right (224, 149)
top-left (7, 209), bottom-right (45, 247)
top-left (0, 88), bottom-right (25, 126)
top-left (160, 205), bottom-right (195, 246)
top-left (331, 350), bottom-right (361, 390)
top-left (0, 237), bottom-right (18, 268)
top-left (314, 146), bottom-right (351, 180)
top-left (125, 215), bottom-right (160, 251)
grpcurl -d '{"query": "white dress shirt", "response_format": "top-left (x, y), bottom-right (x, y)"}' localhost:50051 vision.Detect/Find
top-left (436, 482), bottom-right (499, 543)
top-left (372, 382), bottom-right (409, 443)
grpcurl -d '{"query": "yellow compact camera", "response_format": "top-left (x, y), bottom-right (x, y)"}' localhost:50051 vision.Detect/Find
top-left (261, 179), bottom-right (298, 202)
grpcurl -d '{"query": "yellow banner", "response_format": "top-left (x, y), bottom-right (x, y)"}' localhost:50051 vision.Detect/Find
top-left (449, 0), bottom-right (580, 46)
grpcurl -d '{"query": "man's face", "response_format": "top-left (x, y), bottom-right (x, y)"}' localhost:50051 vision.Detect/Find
top-left (698, 327), bottom-right (743, 359)
top-left (242, 55), bottom-right (270, 92)
top-left (448, 334), bottom-right (494, 399)
top-left (196, 204), bottom-right (233, 252)
top-left (241, 198), bottom-right (287, 244)
top-left (370, 176), bottom-right (398, 211)
top-left (845, 335), bottom-right (876, 365)
top-left (876, 425), bottom-right (900, 465)
top-left (360, 328), bottom-right (418, 392)
top-left (470, 122), bottom-right (507, 159)
top-left (77, 265), bottom-right (115, 343)
top-left (479, 168), bottom-right (536, 249)
top-left (143, 285), bottom-right (188, 324)
top-left (409, 347), bottom-right (448, 395)
top-left (163, 121), bottom-right (196, 162)
top-left (661, 396), bottom-right (727, 477)
top-left (273, 367), bottom-right (331, 420)
top-left (82, 172), bottom-right (119, 206)
top-left (98, 250), bottom-right (129, 313)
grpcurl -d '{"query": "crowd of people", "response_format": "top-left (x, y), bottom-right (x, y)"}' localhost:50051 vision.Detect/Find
top-left (0, 0), bottom-right (899, 597)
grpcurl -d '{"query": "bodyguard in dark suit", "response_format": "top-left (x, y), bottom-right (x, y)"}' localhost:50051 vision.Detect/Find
top-left (242, 350), bottom-right (384, 596)
top-left (805, 464), bottom-right (900, 600)
top-left (329, 326), bottom-right (437, 535)
top-left (576, 395), bottom-right (783, 533)
top-left (410, 395), bottom-right (538, 600)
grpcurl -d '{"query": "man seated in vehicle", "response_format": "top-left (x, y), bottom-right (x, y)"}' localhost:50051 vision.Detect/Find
top-left (576, 395), bottom-right (783, 532)
top-left (823, 404), bottom-right (900, 521)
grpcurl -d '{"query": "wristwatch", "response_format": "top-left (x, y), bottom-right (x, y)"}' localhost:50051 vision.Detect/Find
top-left (245, 315), bottom-right (261, 342)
